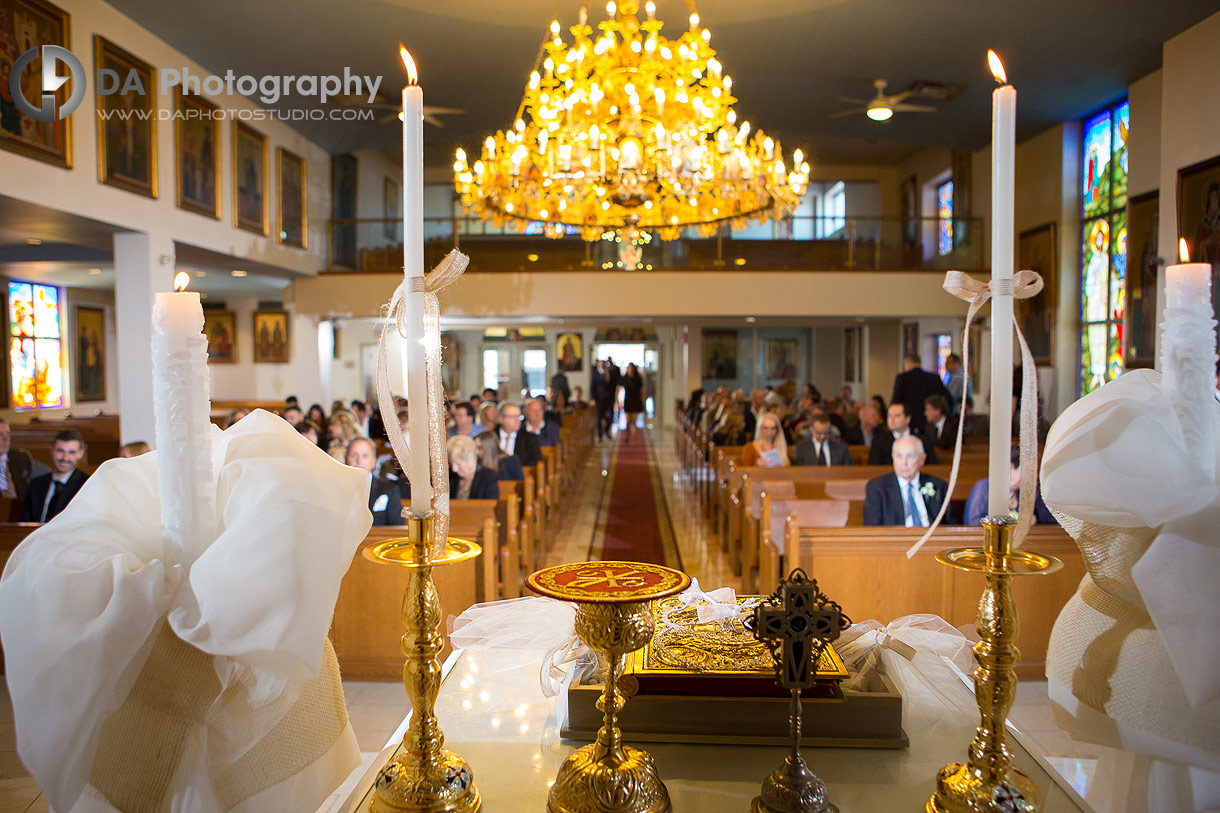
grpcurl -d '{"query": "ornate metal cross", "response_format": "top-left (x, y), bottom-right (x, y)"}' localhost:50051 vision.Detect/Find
top-left (755, 570), bottom-right (844, 689)
top-left (747, 568), bottom-right (848, 813)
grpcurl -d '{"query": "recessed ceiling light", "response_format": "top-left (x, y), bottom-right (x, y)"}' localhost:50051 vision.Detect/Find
top-left (231, 269), bottom-right (247, 277)
top-left (733, 257), bottom-right (746, 266)
top-left (194, 270), bottom-right (207, 277)
top-left (26, 238), bottom-right (41, 245)
top-left (745, 316), bottom-right (757, 323)
top-left (526, 253), bottom-right (540, 262)
top-left (87, 268), bottom-right (102, 275)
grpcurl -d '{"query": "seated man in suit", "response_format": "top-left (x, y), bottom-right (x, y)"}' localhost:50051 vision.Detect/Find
top-left (923, 394), bottom-right (959, 450)
top-left (842, 404), bottom-right (880, 448)
top-left (345, 437), bottom-right (403, 526)
top-left (22, 429), bottom-right (89, 523)
top-left (863, 435), bottom-right (954, 526)
top-left (791, 416), bottom-right (852, 466)
top-left (868, 402), bottom-right (938, 466)
top-left (447, 401), bottom-right (486, 439)
top-left (497, 402), bottom-right (542, 468)
top-left (523, 397), bottom-right (561, 447)
top-left (0, 418), bottom-right (49, 503)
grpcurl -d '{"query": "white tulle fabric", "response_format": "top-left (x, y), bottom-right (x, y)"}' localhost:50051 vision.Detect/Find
top-left (0, 411), bottom-right (373, 812)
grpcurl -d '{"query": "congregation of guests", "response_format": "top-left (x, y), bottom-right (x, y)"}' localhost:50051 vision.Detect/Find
top-left (686, 351), bottom-right (1055, 531)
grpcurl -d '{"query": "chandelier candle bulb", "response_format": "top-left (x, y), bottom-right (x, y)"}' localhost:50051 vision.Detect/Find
top-left (987, 49), bottom-right (1016, 518)
top-left (400, 47), bottom-right (431, 515)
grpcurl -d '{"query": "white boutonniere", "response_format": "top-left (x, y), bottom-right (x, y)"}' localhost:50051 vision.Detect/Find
top-left (919, 481), bottom-right (937, 501)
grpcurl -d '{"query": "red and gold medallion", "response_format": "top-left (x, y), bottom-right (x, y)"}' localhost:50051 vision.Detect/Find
top-left (527, 561), bottom-right (690, 604)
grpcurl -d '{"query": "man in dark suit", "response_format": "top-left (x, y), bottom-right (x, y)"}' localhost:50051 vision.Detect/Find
top-left (497, 402), bottom-right (542, 468)
top-left (792, 416), bottom-right (852, 466)
top-left (0, 418), bottom-right (49, 502)
top-left (590, 359), bottom-right (620, 441)
top-left (863, 435), bottom-right (954, 526)
top-left (892, 354), bottom-right (951, 433)
top-left (842, 405), bottom-right (880, 448)
top-left (923, 394), bottom-right (959, 450)
top-left (869, 402), bottom-right (938, 466)
top-left (523, 397), bottom-right (562, 447)
top-left (21, 429), bottom-right (89, 523)
top-left (345, 437), bottom-right (403, 526)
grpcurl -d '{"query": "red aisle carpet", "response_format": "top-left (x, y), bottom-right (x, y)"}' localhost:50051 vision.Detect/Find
top-left (598, 433), bottom-right (682, 567)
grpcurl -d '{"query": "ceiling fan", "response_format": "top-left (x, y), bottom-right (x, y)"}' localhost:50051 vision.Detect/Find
top-left (832, 80), bottom-right (937, 121)
top-left (332, 93), bottom-right (464, 126)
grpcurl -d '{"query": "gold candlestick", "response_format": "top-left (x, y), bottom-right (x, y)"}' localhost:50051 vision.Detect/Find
top-left (928, 516), bottom-right (1061, 813)
top-left (365, 513), bottom-right (483, 813)
top-left (527, 561), bottom-right (691, 813)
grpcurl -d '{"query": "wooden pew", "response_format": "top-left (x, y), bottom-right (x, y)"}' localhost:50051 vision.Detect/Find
top-left (496, 482), bottom-right (522, 598)
top-left (769, 524), bottom-right (1082, 679)
top-left (448, 499), bottom-right (499, 603)
top-left (331, 526), bottom-right (479, 680)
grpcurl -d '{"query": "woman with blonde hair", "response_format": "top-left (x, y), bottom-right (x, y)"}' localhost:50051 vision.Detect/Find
top-left (474, 431), bottom-right (524, 482)
top-left (447, 435), bottom-right (500, 499)
top-left (327, 409), bottom-right (364, 461)
top-left (740, 411), bottom-right (789, 468)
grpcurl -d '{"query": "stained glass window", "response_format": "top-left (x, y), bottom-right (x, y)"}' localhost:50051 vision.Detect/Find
top-left (9, 281), bottom-right (64, 409)
top-left (937, 180), bottom-right (954, 255)
top-left (1079, 100), bottom-right (1128, 395)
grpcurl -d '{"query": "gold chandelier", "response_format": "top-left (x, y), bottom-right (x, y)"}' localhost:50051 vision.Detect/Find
top-left (453, 0), bottom-right (810, 243)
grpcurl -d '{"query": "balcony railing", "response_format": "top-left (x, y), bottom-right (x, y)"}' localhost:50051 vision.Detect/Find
top-left (325, 215), bottom-right (985, 273)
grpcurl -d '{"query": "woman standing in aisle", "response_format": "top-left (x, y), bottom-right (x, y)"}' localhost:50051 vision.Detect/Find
top-left (621, 363), bottom-right (646, 444)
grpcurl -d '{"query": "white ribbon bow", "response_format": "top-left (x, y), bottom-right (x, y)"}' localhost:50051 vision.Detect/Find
top-left (376, 249), bottom-right (469, 541)
top-left (662, 577), bottom-right (750, 631)
top-left (907, 269), bottom-right (1044, 557)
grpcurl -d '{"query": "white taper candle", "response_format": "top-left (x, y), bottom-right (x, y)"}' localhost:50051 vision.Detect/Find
top-left (401, 48), bottom-right (431, 515)
top-left (988, 51), bottom-right (1016, 518)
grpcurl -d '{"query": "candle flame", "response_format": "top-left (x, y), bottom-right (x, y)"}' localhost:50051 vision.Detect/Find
top-left (1180, 238), bottom-right (1191, 263)
top-left (173, 271), bottom-right (190, 292)
top-left (400, 47), bottom-right (418, 85)
top-left (988, 50), bottom-right (1007, 84)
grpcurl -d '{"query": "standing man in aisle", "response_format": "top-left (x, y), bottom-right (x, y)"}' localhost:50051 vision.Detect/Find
top-left (591, 358), bottom-right (619, 442)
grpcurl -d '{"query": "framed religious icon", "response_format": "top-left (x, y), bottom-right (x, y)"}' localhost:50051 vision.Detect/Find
top-left (384, 177), bottom-right (399, 240)
top-left (232, 121), bottom-right (267, 234)
top-left (174, 88), bottom-right (220, 218)
top-left (331, 154), bottom-right (358, 267)
top-left (702, 329), bottom-right (737, 380)
top-left (557, 332), bottom-right (582, 372)
top-left (94, 36), bottom-right (156, 197)
top-left (0, 0), bottom-right (73, 168)
top-left (901, 322), bottom-right (919, 360)
top-left (440, 332), bottom-right (459, 394)
top-left (278, 148), bottom-right (307, 247)
top-left (1177, 154), bottom-right (1220, 347)
top-left (764, 339), bottom-right (797, 380)
top-left (202, 310), bottom-right (236, 364)
top-left (1125, 191), bottom-right (1159, 368)
top-left (73, 305), bottom-right (105, 401)
top-left (900, 174), bottom-right (919, 254)
top-left (253, 310), bottom-right (290, 363)
top-left (1016, 222), bottom-right (1057, 365)
top-left (844, 326), bottom-right (861, 383)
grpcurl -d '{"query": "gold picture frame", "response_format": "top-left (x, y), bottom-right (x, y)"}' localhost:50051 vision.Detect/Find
top-left (174, 88), bottom-right (220, 218)
top-left (203, 310), bottom-right (236, 364)
top-left (73, 305), bottom-right (105, 401)
top-left (233, 120), bottom-right (268, 235)
top-left (277, 148), bottom-right (307, 248)
top-left (0, 0), bottom-right (73, 168)
top-left (1016, 222), bottom-right (1057, 366)
top-left (253, 310), bottom-right (290, 363)
top-left (1125, 191), bottom-right (1158, 368)
top-left (1177, 154), bottom-right (1220, 349)
top-left (94, 36), bottom-right (156, 197)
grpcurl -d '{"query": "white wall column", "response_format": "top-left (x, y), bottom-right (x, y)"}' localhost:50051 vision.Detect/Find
top-left (113, 232), bottom-right (175, 444)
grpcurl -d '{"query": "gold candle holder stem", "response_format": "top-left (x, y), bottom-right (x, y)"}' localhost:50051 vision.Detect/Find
top-left (366, 514), bottom-right (482, 813)
top-left (929, 516), bottom-right (1061, 813)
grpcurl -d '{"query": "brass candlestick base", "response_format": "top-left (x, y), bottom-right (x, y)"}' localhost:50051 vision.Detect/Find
top-left (527, 562), bottom-right (691, 813)
top-left (928, 517), bottom-right (1062, 813)
top-left (365, 514), bottom-right (483, 813)
top-left (750, 690), bottom-right (837, 813)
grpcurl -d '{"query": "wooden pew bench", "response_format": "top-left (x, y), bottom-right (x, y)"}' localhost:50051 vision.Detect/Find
top-left (763, 524), bottom-right (1083, 679)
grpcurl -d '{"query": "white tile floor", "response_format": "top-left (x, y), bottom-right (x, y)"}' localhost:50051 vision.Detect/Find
top-left (0, 426), bottom-right (1097, 811)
